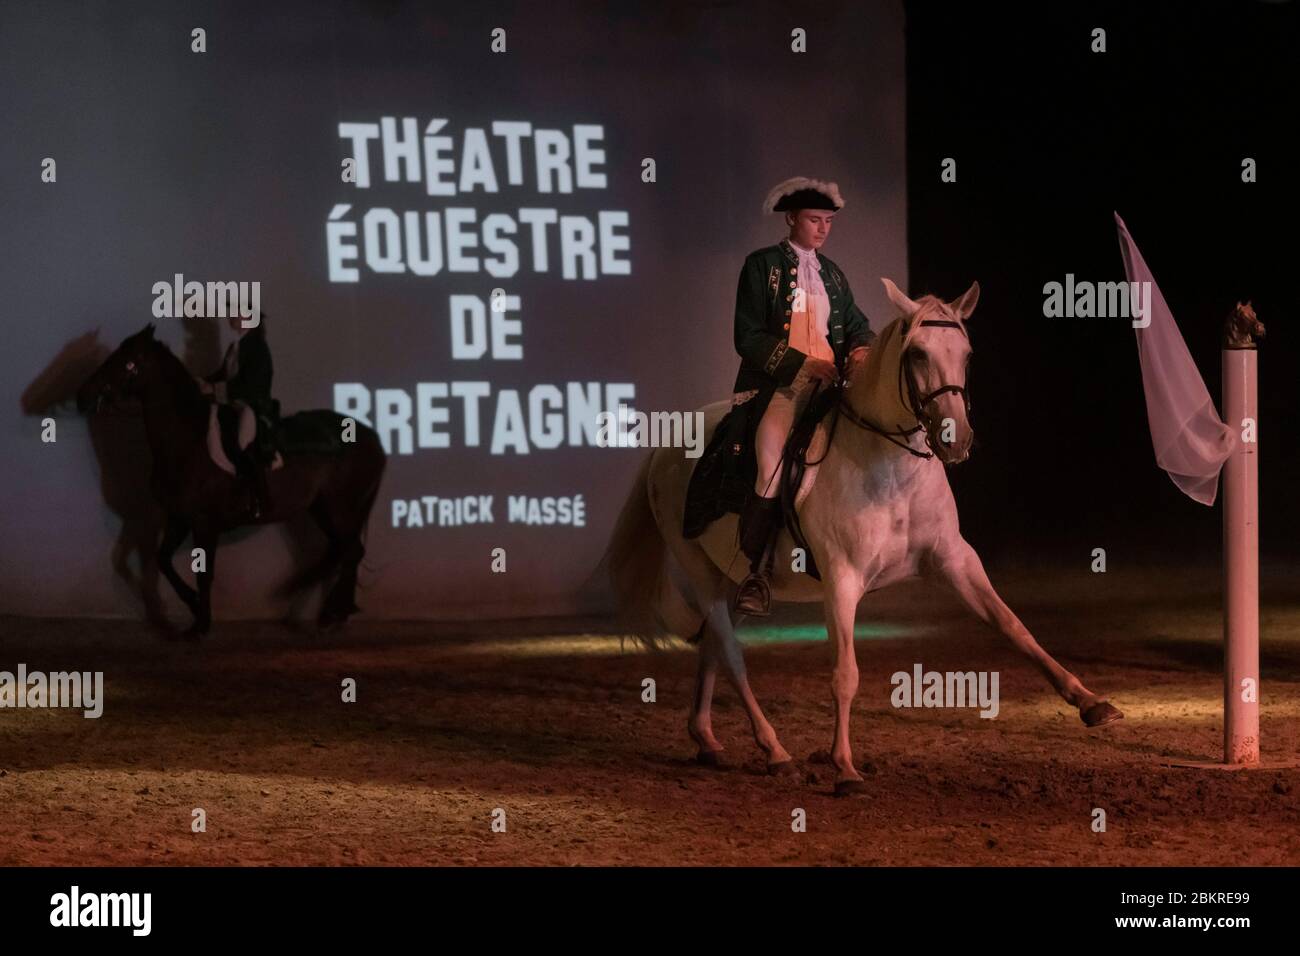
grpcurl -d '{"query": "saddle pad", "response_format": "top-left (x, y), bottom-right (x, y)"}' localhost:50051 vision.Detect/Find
top-left (683, 388), bottom-right (834, 541)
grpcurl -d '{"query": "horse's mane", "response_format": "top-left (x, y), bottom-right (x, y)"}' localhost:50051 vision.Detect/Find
top-left (845, 295), bottom-right (967, 399)
top-left (900, 295), bottom-right (965, 346)
top-left (146, 336), bottom-right (206, 411)
top-left (871, 313), bottom-right (908, 354)
top-left (864, 296), bottom-right (962, 356)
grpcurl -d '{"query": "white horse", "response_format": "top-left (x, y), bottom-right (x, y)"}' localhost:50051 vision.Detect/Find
top-left (607, 278), bottom-right (1122, 795)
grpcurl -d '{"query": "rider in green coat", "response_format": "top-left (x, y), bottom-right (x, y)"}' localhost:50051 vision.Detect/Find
top-left (731, 178), bottom-right (876, 615)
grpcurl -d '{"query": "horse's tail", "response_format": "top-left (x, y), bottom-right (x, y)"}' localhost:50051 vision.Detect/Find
top-left (356, 425), bottom-right (386, 551)
top-left (604, 451), bottom-right (705, 649)
top-left (346, 425), bottom-right (387, 609)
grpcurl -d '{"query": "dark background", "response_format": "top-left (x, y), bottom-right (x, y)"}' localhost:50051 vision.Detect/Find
top-left (905, 0), bottom-right (1300, 567)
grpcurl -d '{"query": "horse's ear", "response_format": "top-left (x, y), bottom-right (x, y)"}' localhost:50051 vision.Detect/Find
top-left (140, 322), bottom-right (155, 339)
top-left (950, 281), bottom-right (980, 321)
top-left (881, 277), bottom-right (920, 317)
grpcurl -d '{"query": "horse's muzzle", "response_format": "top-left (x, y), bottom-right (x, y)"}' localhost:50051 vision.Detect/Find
top-left (930, 428), bottom-right (974, 464)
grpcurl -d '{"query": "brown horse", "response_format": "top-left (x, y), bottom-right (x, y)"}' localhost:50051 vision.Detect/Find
top-left (22, 329), bottom-right (167, 624)
top-left (78, 324), bottom-right (386, 636)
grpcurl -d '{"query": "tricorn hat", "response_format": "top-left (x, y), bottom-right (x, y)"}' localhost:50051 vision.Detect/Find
top-left (763, 177), bottom-right (845, 214)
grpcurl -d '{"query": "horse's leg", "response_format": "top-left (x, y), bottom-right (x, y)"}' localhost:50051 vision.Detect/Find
top-left (824, 565), bottom-right (868, 795)
top-left (156, 515), bottom-right (197, 617)
top-left (276, 504), bottom-right (343, 611)
top-left (928, 538), bottom-right (1123, 727)
top-left (188, 526), bottom-right (218, 636)
top-left (703, 597), bottom-right (795, 772)
top-left (310, 496), bottom-right (364, 628)
top-left (687, 623), bottom-right (724, 762)
top-left (322, 535), bottom-right (363, 626)
top-left (111, 524), bottom-right (137, 589)
top-left (131, 513), bottom-right (166, 625)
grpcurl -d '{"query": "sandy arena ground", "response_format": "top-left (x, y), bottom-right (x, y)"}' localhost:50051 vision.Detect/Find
top-left (2, 563), bottom-right (1299, 866)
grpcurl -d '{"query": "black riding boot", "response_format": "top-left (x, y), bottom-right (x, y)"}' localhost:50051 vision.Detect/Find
top-left (235, 449), bottom-right (271, 519)
top-left (733, 494), bottom-right (781, 616)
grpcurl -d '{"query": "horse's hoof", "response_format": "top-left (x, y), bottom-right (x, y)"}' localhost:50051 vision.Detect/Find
top-left (695, 750), bottom-right (724, 768)
top-left (767, 760), bottom-right (798, 777)
top-left (1081, 701), bottom-right (1124, 727)
top-left (833, 777), bottom-right (868, 798)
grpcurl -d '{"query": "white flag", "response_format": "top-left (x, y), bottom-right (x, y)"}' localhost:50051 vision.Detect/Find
top-left (1114, 211), bottom-right (1234, 505)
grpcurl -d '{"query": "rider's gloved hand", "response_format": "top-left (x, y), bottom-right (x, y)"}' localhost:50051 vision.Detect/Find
top-left (802, 358), bottom-right (839, 386)
top-left (843, 347), bottom-right (871, 386)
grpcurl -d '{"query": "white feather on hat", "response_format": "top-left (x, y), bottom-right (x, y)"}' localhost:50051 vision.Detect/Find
top-left (762, 176), bottom-right (845, 214)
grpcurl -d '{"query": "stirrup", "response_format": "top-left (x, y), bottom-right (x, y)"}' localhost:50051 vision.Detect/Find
top-left (734, 571), bottom-right (772, 616)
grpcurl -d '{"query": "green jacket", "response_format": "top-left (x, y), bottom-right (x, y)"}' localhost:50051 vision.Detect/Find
top-left (732, 239), bottom-right (875, 394)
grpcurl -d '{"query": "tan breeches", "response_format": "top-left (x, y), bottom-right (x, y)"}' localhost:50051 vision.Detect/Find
top-left (753, 368), bottom-right (820, 496)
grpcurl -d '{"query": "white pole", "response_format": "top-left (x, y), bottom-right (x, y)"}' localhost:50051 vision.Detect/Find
top-left (1221, 316), bottom-right (1259, 765)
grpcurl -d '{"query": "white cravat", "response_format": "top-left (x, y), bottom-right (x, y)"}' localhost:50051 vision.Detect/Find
top-left (788, 240), bottom-right (833, 362)
top-left (789, 240), bottom-right (824, 298)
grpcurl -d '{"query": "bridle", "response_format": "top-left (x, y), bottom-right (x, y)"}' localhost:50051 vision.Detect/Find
top-left (837, 316), bottom-right (971, 460)
top-left (92, 348), bottom-right (148, 412)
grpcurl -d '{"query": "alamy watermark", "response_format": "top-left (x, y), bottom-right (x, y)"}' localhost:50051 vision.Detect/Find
top-left (595, 404), bottom-right (705, 458)
top-left (150, 274), bottom-right (261, 327)
top-left (1043, 275), bottom-right (1151, 328)
top-left (0, 664), bottom-right (103, 718)
top-left (891, 663), bottom-right (999, 718)
top-left (50, 886), bottom-right (150, 936)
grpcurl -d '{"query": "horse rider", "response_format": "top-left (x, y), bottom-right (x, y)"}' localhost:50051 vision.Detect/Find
top-left (731, 177), bottom-right (876, 615)
top-left (199, 307), bottom-right (277, 518)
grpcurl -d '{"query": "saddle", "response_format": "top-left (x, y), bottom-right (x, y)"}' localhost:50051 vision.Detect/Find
top-left (207, 404), bottom-right (347, 476)
top-left (209, 403), bottom-right (278, 476)
top-left (683, 384), bottom-right (841, 580)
